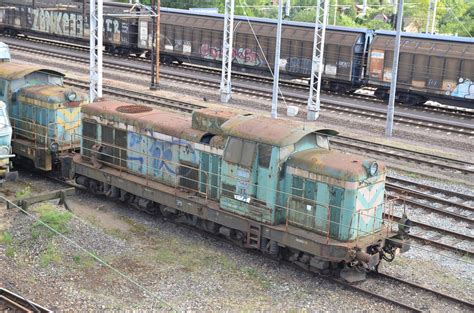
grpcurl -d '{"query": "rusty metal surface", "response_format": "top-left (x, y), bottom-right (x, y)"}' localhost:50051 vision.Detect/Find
top-left (83, 100), bottom-right (205, 142)
top-left (191, 108), bottom-right (242, 135)
top-left (287, 148), bottom-right (385, 182)
top-left (116, 105), bottom-right (153, 114)
top-left (0, 62), bottom-right (64, 80)
top-left (18, 85), bottom-right (86, 106)
top-left (221, 114), bottom-right (320, 147)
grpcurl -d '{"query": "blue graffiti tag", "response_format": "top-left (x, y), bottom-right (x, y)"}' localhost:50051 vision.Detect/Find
top-left (128, 156), bottom-right (144, 172)
top-left (150, 140), bottom-right (176, 175)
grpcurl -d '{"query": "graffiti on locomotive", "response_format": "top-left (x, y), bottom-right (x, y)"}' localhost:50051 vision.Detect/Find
top-left (30, 8), bottom-right (84, 36)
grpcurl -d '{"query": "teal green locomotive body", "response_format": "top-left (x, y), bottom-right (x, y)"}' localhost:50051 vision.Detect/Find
top-left (72, 100), bottom-right (409, 280)
top-left (0, 62), bottom-right (87, 170)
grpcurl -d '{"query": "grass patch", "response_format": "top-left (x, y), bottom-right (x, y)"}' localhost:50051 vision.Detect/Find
top-left (40, 242), bottom-right (62, 266)
top-left (1, 231), bottom-right (15, 258)
top-left (121, 217), bottom-right (147, 235)
top-left (154, 238), bottom-right (215, 272)
top-left (0, 231), bottom-right (12, 244)
top-left (15, 186), bottom-right (32, 200)
top-left (72, 253), bottom-right (97, 268)
top-left (32, 203), bottom-right (72, 238)
top-left (243, 266), bottom-right (272, 290)
top-left (105, 228), bottom-right (130, 241)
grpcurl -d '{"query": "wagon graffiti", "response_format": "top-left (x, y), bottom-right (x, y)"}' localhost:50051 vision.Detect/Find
top-left (287, 57), bottom-right (312, 75)
top-left (31, 9), bottom-right (83, 36)
top-left (200, 43), bottom-right (261, 66)
top-left (450, 78), bottom-right (474, 99)
top-left (105, 19), bottom-right (120, 34)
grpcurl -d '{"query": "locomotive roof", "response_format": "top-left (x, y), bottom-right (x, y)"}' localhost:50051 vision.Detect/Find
top-left (375, 30), bottom-right (474, 44)
top-left (82, 100), bottom-right (205, 142)
top-left (287, 148), bottom-right (385, 182)
top-left (18, 85), bottom-right (87, 107)
top-left (161, 7), bottom-right (370, 34)
top-left (220, 114), bottom-right (320, 147)
top-left (0, 62), bottom-right (64, 80)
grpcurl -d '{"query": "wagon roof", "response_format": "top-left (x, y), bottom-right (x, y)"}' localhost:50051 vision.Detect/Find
top-left (161, 7), bottom-right (369, 34)
top-left (375, 30), bottom-right (474, 44)
top-left (0, 62), bottom-right (64, 80)
top-left (82, 100), bottom-right (205, 142)
top-left (220, 114), bottom-right (320, 147)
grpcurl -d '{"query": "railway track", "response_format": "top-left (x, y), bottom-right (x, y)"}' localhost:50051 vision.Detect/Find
top-left (329, 136), bottom-right (474, 176)
top-left (168, 212), bottom-right (473, 312)
top-left (387, 177), bottom-right (474, 223)
top-left (5, 36), bottom-right (474, 138)
top-left (5, 34), bottom-right (473, 119)
top-left (0, 287), bottom-right (51, 312)
top-left (64, 77), bottom-right (204, 114)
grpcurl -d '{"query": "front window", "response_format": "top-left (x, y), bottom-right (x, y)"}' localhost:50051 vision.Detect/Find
top-left (224, 137), bottom-right (256, 168)
top-left (316, 135), bottom-right (329, 149)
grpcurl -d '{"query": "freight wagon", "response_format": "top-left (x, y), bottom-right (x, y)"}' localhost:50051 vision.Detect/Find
top-left (1, 1), bottom-right (472, 108)
top-left (368, 31), bottom-right (474, 107)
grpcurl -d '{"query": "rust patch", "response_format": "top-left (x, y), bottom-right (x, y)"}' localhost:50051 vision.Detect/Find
top-left (116, 105), bottom-right (153, 114)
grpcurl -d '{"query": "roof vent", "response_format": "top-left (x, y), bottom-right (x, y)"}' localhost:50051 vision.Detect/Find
top-left (116, 105), bottom-right (152, 114)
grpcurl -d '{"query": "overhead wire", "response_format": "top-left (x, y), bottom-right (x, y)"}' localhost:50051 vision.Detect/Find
top-left (0, 195), bottom-right (178, 312)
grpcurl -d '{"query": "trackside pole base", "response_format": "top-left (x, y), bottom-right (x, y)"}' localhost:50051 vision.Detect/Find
top-left (220, 91), bottom-right (231, 103)
top-left (307, 106), bottom-right (320, 120)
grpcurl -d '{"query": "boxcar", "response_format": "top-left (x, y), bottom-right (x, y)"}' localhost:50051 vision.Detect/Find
top-left (368, 30), bottom-right (474, 107)
top-left (140, 7), bottom-right (372, 92)
top-left (0, 0), bottom-right (143, 56)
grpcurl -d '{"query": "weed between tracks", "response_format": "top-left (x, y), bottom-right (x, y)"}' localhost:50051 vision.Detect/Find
top-left (0, 231), bottom-right (15, 257)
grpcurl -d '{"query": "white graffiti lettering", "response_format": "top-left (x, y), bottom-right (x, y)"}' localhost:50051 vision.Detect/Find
top-left (31, 9), bottom-right (83, 37)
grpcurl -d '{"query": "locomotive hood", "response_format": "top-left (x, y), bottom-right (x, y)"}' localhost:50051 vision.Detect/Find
top-left (17, 85), bottom-right (87, 108)
top-left (286, 148), bottom-right (385, 182)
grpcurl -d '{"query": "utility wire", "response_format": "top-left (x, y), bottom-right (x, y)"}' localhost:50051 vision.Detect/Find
top-left (0, 196), bottom-right (177, 312)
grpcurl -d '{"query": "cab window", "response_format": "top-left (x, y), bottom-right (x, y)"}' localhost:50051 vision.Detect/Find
top-left (224, 137), bottom-right (256, 168)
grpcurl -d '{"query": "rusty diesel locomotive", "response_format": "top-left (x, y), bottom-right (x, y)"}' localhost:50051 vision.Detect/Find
top-left (1, 1), bottom-right (473, 108)
top-left (62, 101), bottom-right (410, 282)
top-left (0, 60), bottom-right (87, 171)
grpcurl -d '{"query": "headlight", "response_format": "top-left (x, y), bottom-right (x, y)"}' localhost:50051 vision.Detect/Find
top-left (0, 146), bottom-right (9, 156)
top-left (369, 161), bottom-right (378, 176)
top-left (66, 91), bottom-right (77, 101)
top-left (50, 141), bottom-right (59, 153)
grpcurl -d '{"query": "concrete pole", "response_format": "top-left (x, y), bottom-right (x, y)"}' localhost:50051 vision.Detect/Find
top-left (285, 0), bottom-right (291, 17)
top-left (271, 0), bottom-right (284, 119)
top-left (334, 0), bottom-right (337, 25)
top-left (362, 0), bottom-right (367, 16)
top-left (385, 0), bottom-right (403, 137)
